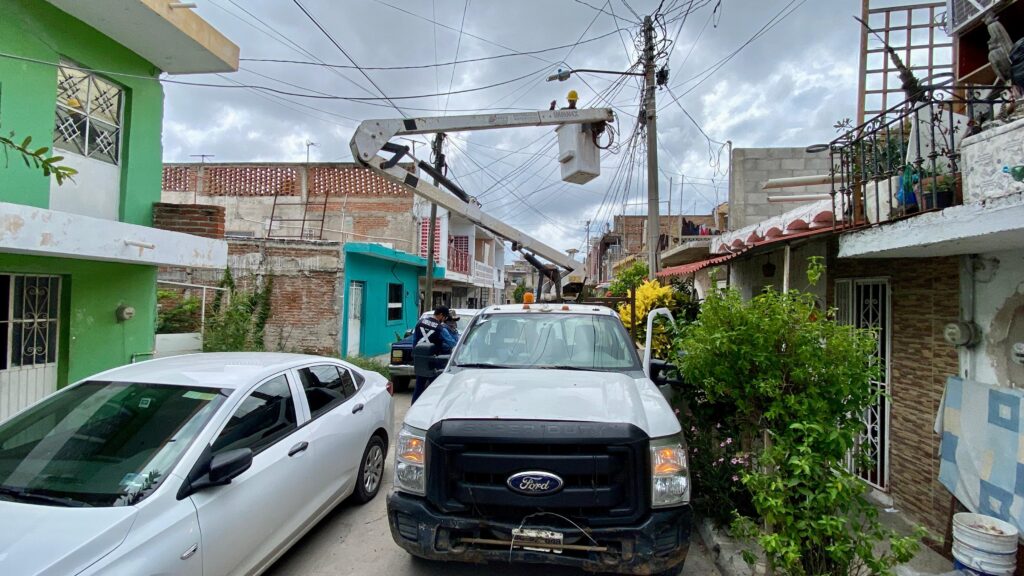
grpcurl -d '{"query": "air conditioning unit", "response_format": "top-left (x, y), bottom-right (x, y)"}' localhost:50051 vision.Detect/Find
top-left (947, 0), bottom-right (998, 34)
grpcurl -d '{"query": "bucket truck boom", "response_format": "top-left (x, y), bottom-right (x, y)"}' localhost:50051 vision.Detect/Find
top-left (349, 109), bottom-right (613, 273)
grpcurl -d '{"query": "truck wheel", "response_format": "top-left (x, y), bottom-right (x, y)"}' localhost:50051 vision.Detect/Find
top-left (353, 435), bottom-right (386, 504)
top-left (392, 376), bottom-right (411, 393)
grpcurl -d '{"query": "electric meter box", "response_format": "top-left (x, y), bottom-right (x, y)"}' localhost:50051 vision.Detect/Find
top-left (556, 123), bottom-right (601, 184)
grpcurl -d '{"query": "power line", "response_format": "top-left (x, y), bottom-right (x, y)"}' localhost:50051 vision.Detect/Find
top-left (239, 29), bottom-right (631, 71)
top-left (573, 0), bottom-right (640, 24)
top-left (444, 0), bottom-right (471, 114)
top-left (292, 0), bottom-right (407, 116)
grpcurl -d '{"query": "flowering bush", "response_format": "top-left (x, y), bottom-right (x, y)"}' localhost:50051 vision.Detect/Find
top-left (619, 279), bottom-right (689, 358)
top-left (676, 409), bottom-right (757, 527)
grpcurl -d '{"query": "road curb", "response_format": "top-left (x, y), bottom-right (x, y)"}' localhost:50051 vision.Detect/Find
top-left (696, 517), bottom-right (766, 576)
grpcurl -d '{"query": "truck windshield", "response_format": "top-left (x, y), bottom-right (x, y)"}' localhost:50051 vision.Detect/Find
top-left (453, 313), bottom-right (641, 372)
top-left (0, 381), bottom-right (225, 507)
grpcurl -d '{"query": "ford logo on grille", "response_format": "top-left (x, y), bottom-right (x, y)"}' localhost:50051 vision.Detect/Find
top-left (506, 471), bottom-right (564, 496)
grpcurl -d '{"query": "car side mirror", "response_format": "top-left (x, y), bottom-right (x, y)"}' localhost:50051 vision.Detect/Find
top-left (209, 448), bottom-right (253, 484)
top-left (177, 447), bottom-right (253, 499)
top-left (649, 358), bottom-right (685, 389)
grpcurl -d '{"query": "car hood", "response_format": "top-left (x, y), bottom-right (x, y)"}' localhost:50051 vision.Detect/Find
top-left (405, 369), bottom-right (681, 438)
top-left (0, 501), bottom-right (136, 576)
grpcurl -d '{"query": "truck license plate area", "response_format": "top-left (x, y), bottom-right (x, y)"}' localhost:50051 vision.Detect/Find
top-left (512, 528), bottom-right (563, 553)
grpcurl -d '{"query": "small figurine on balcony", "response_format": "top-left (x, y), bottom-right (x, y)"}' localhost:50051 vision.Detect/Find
top-left (985, 11), bottom-right (1023, 119)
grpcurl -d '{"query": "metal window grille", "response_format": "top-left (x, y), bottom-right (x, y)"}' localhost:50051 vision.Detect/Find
top-left (387, 283), bottom-right (403, 322)
top-left (836, 278), bottom-right (891, 490)
top-left (0, 275), bottom-right (61, 371)
top-left (54, 60), bottom-right (123, 164)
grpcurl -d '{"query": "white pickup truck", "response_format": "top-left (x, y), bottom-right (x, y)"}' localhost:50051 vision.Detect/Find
top-left (386, 303), bottom-right (691, 575)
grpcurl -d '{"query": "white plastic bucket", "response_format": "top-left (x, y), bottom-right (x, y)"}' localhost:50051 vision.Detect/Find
top-left (951, 513), bottom-right (1018, 576)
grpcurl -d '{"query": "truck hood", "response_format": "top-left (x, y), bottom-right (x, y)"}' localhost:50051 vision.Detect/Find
top-left (405, 369), bottom-right (682, 438)
top-left (0, 500), bottom-right (136, 575)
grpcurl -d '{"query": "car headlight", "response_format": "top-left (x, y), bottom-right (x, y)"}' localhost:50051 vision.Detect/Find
top-left (650, 435), bottom-right (690, 508)
top-left (395, 425), bottom-right (427, 496)
top-left (391, 349), bottom-right (404, 363)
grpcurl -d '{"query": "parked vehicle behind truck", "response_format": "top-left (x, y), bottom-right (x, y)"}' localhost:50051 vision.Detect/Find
top-left (386, 303), bottom-right (691, 575)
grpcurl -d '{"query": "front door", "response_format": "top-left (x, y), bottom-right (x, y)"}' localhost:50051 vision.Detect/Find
top-left (836, 278), bottom-right (891, 490)
top-left (347, 282), bottom-right (363, 357)
top-left (0, 275), bottom-right (61, 421)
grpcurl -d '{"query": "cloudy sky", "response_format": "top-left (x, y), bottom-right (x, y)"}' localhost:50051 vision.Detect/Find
top-left (163, 0), bottom-right (876, 253)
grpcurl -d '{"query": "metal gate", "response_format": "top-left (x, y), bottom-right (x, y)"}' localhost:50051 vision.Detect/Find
top-left (0, 275), bottom-right (62, 421)
top-left (835, 278), bottom-right (891, 490)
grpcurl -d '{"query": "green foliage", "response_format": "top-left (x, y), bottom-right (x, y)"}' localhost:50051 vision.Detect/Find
top-left (513, 283), bottom-right (526, 303)
top-left (203, 269), bottom-right (273, 352)
top-left (156, 289), bottom-right (201, 334)
top-left (672, 267), bottom-right (921, 576)
top-left (607, 261), bottom-right (648, 297)
top-left (1, 131), bottom-right (77, 185)
top-left (341, 355), bottom-right (390, 380)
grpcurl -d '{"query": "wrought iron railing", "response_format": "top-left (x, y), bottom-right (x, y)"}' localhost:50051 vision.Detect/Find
top-left (829, 85), bottom-right (1011, 229)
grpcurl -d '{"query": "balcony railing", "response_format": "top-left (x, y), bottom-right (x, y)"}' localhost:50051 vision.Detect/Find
top-left (473, 260), bottom-right (497, 286)
top-left (448, 247), bottom-right (471, 275)
top-left (829, 85), bottom-right (1011, 229)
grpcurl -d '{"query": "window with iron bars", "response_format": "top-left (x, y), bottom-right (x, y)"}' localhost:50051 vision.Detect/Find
top-left (53, 60), bottom-right (124, 165)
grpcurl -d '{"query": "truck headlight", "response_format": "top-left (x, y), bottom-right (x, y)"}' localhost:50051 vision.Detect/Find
top-left (391, 350), bottom-right (404, 363)
top-left (395, 425), bottom-right (427, 496)
top-left (650, 436), bottom-right (690, 508)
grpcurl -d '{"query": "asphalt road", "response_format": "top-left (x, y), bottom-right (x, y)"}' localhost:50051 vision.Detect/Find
top-left (264, 392), bottom-right (718, 576)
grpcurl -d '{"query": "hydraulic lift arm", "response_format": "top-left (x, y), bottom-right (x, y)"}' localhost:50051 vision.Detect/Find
top-left (349, 109), bottom-right (613, 272)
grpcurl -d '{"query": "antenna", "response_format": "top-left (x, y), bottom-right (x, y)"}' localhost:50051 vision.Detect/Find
top-left (190, 154), bottom-right (214, 163)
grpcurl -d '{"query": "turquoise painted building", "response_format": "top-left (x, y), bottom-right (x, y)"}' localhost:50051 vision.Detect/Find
top-left (342, 243), bottom-right (444, 358)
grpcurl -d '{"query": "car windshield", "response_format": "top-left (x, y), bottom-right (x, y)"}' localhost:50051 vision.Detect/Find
top-left (0, 381), bottom-right (226, 507)
top-left (453, 312), bottom-right (641, 372)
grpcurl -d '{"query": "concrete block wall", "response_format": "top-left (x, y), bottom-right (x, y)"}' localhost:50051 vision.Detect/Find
top-left (828, 253), bottom-right (960, 537)
top-left (729, 148), bottom-right (834, 230)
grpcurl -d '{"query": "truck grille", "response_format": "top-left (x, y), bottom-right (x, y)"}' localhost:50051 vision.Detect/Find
top-left (426, 420), bottom-right (649, 527)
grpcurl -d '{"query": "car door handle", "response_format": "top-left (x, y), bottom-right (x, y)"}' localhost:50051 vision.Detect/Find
top-left (288, 441), bottom-right (309, 457)
top-left (352, 403), bottom-right (365, 414)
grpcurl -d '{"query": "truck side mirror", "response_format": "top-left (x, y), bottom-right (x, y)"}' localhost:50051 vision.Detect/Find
top-left (643, 308), bottom-right (676, 377)
top-left (649, 358), bottom-right (685, 389)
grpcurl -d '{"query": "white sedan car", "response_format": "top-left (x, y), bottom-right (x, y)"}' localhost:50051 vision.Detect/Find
top-left (0, 352), bottom-right (394, 576)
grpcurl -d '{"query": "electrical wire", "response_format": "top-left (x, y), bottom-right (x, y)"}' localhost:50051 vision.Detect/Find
top-left (444, 0), bottom-right (471, 114)
top-left (291, 0), bottom-right (407, 116)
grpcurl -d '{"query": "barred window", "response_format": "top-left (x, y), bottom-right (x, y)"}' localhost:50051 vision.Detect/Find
top-left (53, 60), bottom-right (123, 165)
top-left (387, 283), bottom-right (403, 322)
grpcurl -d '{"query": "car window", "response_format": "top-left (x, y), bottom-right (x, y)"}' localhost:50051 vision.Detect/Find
top-left (297, 365), bottom-right (357, 419)
top-left (0, 381), bottom-right (225, 507)
top-left (211, 375), bottom-right (297, 456)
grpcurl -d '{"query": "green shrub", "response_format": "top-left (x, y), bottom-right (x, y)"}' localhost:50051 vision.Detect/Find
top-left (203, 269), bottom-right (272, 352)
top-left (672, 258), bottom-right (921, 575)
top-left (156, 289), bottom-right (201, 334)
top-left (342, 355), bottom-right (390, 380)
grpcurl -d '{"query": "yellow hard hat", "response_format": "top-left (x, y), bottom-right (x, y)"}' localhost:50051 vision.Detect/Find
top-left (567, 90), bottom-right (579, 101)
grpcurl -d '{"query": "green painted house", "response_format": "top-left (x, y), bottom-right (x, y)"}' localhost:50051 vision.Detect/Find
top-left (0, 0), bottom-right (238, 420)
top-left (342, 243), bottom-right (444, 358)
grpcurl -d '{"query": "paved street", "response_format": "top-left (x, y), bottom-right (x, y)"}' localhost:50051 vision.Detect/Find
top-left (265, 392), bottom-right (719, 576)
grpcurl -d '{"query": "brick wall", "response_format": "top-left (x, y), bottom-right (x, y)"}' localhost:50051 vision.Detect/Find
top-left (152, 203), bottom-right (225, 239)
top-left (162, 239), bottom-right (343, 356)
top-left (828, 250), bottom-right (960, 536)
top-left (729, 148), bottom-right (833, 230)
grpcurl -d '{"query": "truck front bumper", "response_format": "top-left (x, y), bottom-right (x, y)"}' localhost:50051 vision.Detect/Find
top-left (387, 491), bottom-right (692, 575)
top-left (388, 364), bottom-right (414, 378)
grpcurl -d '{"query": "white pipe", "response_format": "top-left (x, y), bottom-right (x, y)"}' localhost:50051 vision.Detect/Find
top-left (767, 194), bottom-right (832, 203)
top-left (762, 174), bottom-right (832, 189)
top-left (124, 239), bottom-right (155, 249)
top-left (782, 244), bottom-right (791, 294)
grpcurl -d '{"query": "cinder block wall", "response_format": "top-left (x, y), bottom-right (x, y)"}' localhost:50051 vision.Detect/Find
top-left (729, 148), bottom-right (833, 230)
top-left (828, 253), bottom-right (960, 537)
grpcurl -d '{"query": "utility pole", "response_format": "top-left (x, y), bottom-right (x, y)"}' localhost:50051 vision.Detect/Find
top-left (423, 132), bottom-right (445, 314)
top-left (643, 15), bottom-right (660, 280)
top-left (304, 140), bottom-right (318, 164)
top-left (584, 219), bottom-right (591, 277)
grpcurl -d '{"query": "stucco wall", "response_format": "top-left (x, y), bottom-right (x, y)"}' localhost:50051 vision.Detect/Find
top-left (341, 250), bottom-right (424, 358)
top-left (0, 254), bottom-right (157, 386)
top-left (728, 148), bottom-right (833, 230)
top-left (726, 239), bottom-right (828, 303)
top-left (962, 250), bottom-right (1024, 388)
top-left (0, 0), bottom-right (164, 226)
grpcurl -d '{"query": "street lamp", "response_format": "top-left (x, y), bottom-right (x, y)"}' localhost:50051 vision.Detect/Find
top-left (546, 68), bottom-right (644, 82)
